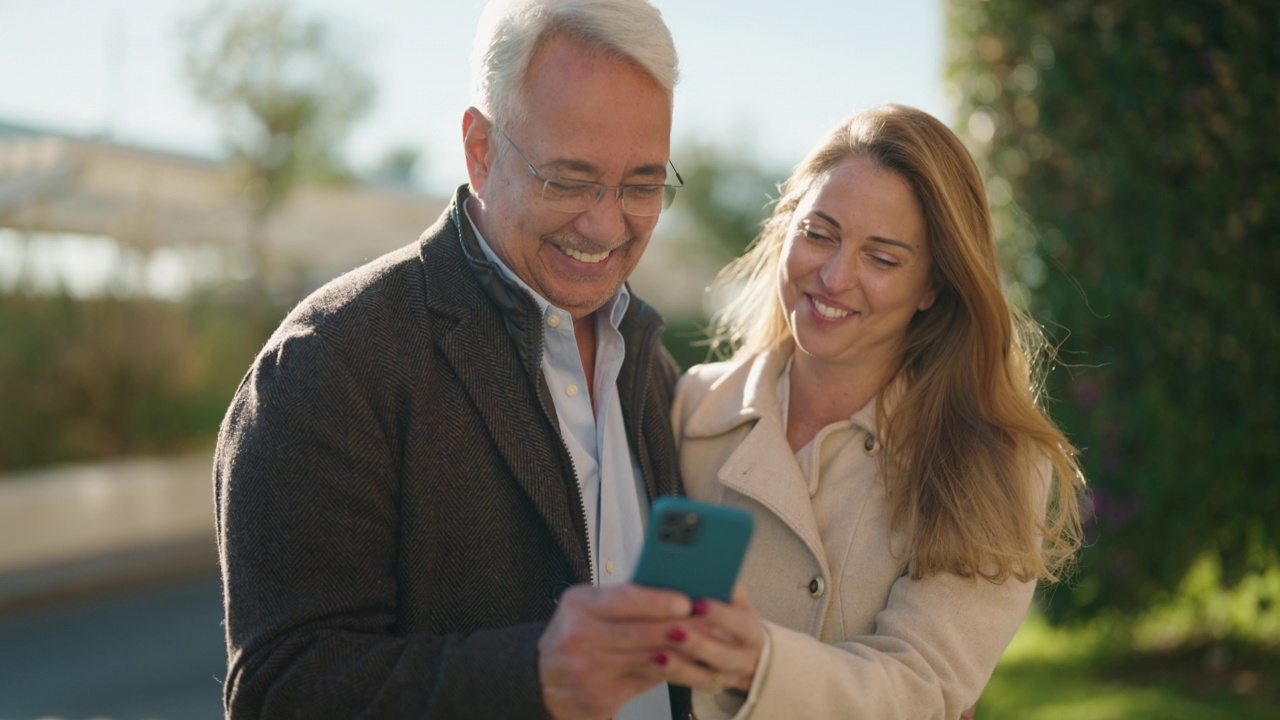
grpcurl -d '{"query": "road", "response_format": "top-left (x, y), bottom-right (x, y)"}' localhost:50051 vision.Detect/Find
top-left (0, 574), bottom-right (225, 720)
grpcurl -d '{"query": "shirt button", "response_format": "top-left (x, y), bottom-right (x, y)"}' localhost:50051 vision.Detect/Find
top-left (808, 576), bottom-right (826, 598)
top-left (606, 560), bottom-right (616, 574)
top-left (566, 384), bottom-right (579, 397)
top-left (547, 314), bottom-right (561, 328)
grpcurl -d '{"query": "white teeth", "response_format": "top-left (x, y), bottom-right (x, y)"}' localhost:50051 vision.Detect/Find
top-left (811, 297), bottom-right (852, 319)
top-left (562, 247), bottom-right (610, 263)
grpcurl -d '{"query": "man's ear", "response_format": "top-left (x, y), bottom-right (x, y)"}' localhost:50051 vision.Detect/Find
top-left (462, 107), bottom-right (493, 195)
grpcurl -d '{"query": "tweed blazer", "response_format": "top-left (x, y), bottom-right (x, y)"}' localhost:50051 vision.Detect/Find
top-left (673, 345), bottom-right (1035, 720)
top-left (215, 186), bottom-right (685, 719)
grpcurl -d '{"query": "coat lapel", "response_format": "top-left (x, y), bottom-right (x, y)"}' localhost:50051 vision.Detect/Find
top-left (686, 347), bottom-right (830, 572)
top-left (423, 205), bottom-right (592, 583)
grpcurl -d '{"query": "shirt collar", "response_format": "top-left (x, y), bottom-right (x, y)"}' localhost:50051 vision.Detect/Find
top-left (463, 200), bottom-right (630, 330)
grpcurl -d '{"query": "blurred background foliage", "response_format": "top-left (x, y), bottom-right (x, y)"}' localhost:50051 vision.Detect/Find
top-left (0, 0), bottom-right (1276, 708)
top-left (946, 0), bottom-right (1279, 636)
top-left (0, 290), bottom-right (276, 469)
top-left (183, 0), bottom-right (375, 304)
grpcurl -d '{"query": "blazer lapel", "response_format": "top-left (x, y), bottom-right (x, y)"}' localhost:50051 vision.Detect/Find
top-left (688, 347), bottom-right (830, 572)
top-left (717, 408), bottom-right (829, 574)
top-left (424, 208), bottom-right (592, 583)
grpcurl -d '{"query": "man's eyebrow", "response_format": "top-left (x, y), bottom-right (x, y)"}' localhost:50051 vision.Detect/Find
top-left (812, 210), bottom-right (918, 254)
top-left (628, 162), bottom-right (670, 180)
top-left (542, 158), bottom-right (669, 180)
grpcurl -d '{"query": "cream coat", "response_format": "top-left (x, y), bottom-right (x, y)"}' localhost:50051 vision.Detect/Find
top-left (672, 345), bottom-right (1035, 720)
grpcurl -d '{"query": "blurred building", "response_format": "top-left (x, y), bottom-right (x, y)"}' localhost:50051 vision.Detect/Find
top-left (0, 120), bottom-right (448, 299)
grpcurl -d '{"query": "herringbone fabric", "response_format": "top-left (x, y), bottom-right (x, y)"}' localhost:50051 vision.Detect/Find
top-left (215, 186), bottom-right (685, 718)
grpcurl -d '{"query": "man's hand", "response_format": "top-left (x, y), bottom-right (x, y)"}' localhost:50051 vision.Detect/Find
top-left (538, 583), bottom-right (692, 720)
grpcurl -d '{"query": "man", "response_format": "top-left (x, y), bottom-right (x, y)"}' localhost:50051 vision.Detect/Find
top-left (215, 1), bottom-right (701, 717)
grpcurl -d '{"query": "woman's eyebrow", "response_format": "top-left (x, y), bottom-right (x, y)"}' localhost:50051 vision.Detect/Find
top-left (812, 210), bottom-right (917, 254)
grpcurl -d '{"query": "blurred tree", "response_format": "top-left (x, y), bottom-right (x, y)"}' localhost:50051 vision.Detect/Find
top-left (657, 139), bottom-right (783, 369)
top-left (367, 145), bottom-right (423, 190)
top-left (182, 0), bottom-right (374, 300)
top-left (673, 138), bottom-right (783, 263)
top-left (946, 0), bottom-right (1280, 624)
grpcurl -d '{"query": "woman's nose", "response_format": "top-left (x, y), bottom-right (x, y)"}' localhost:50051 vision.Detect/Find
top-left (819, 251), bottom-right (858, 292)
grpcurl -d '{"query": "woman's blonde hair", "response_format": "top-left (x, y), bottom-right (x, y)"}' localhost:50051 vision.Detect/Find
top-left (711, 104), bottom-right (1084, 583)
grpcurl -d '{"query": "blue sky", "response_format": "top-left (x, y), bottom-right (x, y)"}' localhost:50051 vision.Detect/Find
top-left (0, 0), bottom-right (947, 195)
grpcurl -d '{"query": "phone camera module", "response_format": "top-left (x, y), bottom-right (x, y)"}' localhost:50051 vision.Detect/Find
top-left (657, 510), bottom-right (700, 545)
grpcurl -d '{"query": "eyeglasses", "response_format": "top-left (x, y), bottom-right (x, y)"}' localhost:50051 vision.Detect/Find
top-left (495, 127), bottom-right (684, 216)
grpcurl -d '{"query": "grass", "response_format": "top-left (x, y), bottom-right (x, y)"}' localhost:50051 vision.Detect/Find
top-left (978, 610), bottom-right (1279, 719)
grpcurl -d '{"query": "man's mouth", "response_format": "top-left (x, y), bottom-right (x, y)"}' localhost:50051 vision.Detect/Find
top-left (561, 246), bottom-right (611, 264)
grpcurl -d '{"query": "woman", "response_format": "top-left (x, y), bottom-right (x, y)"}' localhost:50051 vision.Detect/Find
top-left (660, 104), bottom-right (1085, 719)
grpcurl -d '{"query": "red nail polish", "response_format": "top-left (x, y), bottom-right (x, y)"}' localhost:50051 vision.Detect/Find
top-left (667, 627), bottom-right (686, 642)
top-left (652, 651), bottom-right (669, 666)
top-left (692, 599), bottom-right (709, 616)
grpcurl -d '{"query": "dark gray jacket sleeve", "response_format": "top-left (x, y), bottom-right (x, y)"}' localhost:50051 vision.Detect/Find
top-left (215, 321), bottom-right (549, 719)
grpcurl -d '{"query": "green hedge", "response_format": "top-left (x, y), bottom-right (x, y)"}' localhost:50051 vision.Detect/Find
top-left (0, 293), bottom-right (277, 472)
top-left (947, 0), bottom-right (1279, 622)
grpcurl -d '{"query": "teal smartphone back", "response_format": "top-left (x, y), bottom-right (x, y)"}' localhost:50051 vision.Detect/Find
top-left (632, 496), bottom-right (754, 602)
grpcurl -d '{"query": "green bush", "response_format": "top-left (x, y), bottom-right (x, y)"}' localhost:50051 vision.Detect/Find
top-left (0, 292), bottom-right (277, 472)
top-left (946, 0), bottom-right (1279, 622)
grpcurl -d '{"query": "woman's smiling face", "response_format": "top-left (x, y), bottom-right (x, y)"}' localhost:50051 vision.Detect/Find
top-left (778, 155), bottom-right (939, 372)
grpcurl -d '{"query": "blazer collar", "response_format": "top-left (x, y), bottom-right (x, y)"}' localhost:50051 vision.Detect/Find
top-left (418, 186), bottom-right (592, 581)
top-left (684, 344), bottom-right (831, 565)
top-left (681, 343), bottom-right (894, 569)
top-left (684, 342), bottom-right (888, 442)
top-left (683, 344), bottom-right (792, 440)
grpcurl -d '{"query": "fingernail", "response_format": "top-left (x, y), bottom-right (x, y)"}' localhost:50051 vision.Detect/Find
top-left (692, 599), bottom-right (709, 616)
top-left (652, 651), bottom-right (669, 666)
top-left (666, 627), bottom-right (686, 642)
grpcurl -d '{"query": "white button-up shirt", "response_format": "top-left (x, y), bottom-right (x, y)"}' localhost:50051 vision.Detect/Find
top-left (466, 210), bottom-right (669, 719)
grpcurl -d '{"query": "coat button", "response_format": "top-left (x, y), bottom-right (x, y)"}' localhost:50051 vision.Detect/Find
top-left (808, 576), bottom-right (826, 598)
top-left (863, 434), bottom-right (881, 456)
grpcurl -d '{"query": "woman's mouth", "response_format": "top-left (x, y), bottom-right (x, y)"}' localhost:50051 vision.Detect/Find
top-left (810, 295), bottom-right (853, 319)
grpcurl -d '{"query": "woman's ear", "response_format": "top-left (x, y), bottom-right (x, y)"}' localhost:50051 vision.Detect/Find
top-left (462, 107), bottom-right (493, 194)
top-left (918, 283), bottom-right (940, 312)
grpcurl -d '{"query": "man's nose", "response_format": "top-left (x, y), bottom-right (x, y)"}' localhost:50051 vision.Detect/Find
top-left (572, 190), bottom-right (628, 244)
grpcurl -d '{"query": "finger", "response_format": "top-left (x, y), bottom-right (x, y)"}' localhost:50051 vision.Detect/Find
top-left (539, 621), bottom-right (689, 718)
top-left (663, 596), bottom-right (764, 688)
top-left (562, 583), bottom-right (693, 621)
top-left (730, 580), bottom-right (757, 612)
top-left (653, 648), bottom-right (748, 694)
top-left (687, 598), bottom-right (765, 649)
top-left (550, 591), bottom-right (696, 655)
top-left (665, 626), bottom-right (758, 686)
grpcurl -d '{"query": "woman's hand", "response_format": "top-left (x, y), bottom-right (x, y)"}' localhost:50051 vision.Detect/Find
top-left (656, 582), bottom-right (766, 693)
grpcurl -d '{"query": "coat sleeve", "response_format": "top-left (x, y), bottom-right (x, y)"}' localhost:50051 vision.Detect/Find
top-left (214, 321), bottom-right (550, 719)
top-left (693, 571), bottom-right (1035, 720)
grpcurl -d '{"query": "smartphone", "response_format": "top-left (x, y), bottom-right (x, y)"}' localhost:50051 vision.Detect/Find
top-left (632, 495), bottom-right (754, 603)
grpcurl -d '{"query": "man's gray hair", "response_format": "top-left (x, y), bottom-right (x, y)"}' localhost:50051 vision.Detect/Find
top-left (470, 0), bottom-right (678, 130)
